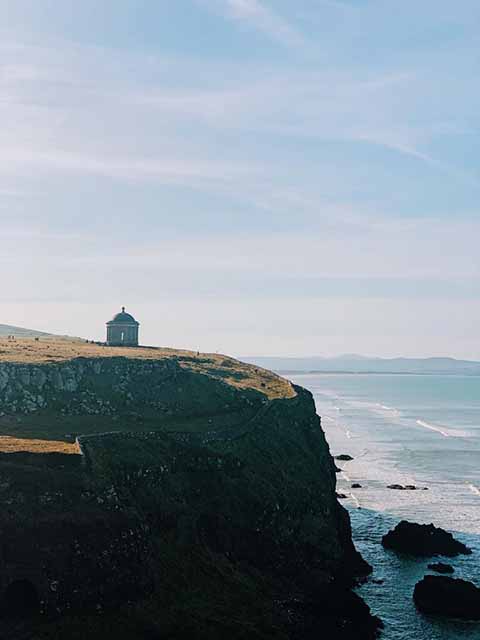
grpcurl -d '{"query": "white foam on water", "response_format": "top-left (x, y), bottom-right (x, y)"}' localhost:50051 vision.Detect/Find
top-left (378, 403), bottom-right (402, 418)
top-left (341, 471), bottom-right (351, 482)
top-left (322, 415), bottom-right (336, 423)
top-left (345, 398), bottom-right (403, 421)
top-left (350, 493), bottom-right (361, 508)
top-left (416, 419), bottom-right (469, 438)
top-left (416, 419), bottom-right (451, 437)
top-left (468, 483), bottom-right (480, 497)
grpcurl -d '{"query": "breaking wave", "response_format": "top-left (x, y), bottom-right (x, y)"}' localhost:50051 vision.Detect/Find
top-left (416, 419), bottom-right (469, 438)
top-left (468, 483), bottom-right (480, 497)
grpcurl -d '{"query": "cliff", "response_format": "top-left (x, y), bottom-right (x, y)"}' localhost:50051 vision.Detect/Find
top-left (0, 339), bottom-right (379, 639)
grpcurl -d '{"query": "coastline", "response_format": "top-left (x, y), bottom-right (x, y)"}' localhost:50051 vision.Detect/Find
top-left (350, 506), bottom-right (480, 640)
top-left (290, 372), bottom-right (480, 639)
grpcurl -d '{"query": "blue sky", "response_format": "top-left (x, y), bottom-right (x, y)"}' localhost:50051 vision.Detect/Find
top-left (1, 0), bottom-right (479, 357)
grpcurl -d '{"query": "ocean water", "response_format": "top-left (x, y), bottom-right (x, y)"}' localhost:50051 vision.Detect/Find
top-left (290, 373), bottom-right (480, 640)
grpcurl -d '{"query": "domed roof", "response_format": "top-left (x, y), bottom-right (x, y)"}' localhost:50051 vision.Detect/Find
top-left (107, 307), bottom-right (139, 325)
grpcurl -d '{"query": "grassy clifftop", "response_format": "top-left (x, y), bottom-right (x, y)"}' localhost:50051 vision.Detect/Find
top-left (0, 338), bottom-right (293, 398)
top-left (0, 339), bottom-right (294, 454)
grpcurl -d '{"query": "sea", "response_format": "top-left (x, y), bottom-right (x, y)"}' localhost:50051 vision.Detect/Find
top-left (290, 373), bottom-right (480, 640)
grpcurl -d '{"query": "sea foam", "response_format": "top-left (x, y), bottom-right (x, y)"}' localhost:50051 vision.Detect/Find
top-left (416, 419), bottom-right (451, 437)
top-left (468, 484), bottom-right (480, 497)
top-left (416, 419), bottom-right (469, 438)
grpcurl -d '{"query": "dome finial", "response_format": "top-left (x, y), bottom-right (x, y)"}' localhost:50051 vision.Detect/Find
top-left (122, 306), bottom-right (125, 313)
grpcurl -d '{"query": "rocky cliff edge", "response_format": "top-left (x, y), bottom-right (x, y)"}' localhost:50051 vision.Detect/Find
top-left (0, 339), bottom-right (380, 639)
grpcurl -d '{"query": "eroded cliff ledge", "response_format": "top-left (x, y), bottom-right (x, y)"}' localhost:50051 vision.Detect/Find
top-left (0, 339), bottom-right (379, 639)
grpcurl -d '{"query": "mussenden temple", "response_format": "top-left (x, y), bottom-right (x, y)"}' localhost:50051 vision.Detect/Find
top-left (106, 307), bottom-right (140, 347)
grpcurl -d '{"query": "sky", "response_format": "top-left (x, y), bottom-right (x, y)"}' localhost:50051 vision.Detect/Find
top-left (0, 0), bottom-right (479, 358)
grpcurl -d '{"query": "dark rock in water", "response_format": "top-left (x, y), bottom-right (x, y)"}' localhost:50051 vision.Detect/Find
top-left (336, 492), bottom-right (348, 499)
top-left (428, 562), bottom-right (454, 574)
top-left (351, 483), bottom-right (362, 489)
top-left (335, 465), bottom-right (343, 473)
top-left (413, 576), bottom-right (480, 619)
top-left (371, 578), bottom-right (384, 585)
top-left (382, 521), bottom-right (472, 557)
top-left (288, 584), bottom-right (383, 639)
top-left (335, 454), bottom-right (354, 461)
top-left (387, 484), bottom-right (419, 490)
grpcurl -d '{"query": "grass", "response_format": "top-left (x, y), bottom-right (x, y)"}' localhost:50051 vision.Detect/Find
top-left (0, 338), bottom-right (294, 399)
top-left (0, 435), bottom-right (79, 454)
top-left (0, 338), bottom-right (296, 455)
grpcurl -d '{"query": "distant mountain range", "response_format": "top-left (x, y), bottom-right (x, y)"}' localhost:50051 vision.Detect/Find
top-left (244, 355), bottom-right (480, 376)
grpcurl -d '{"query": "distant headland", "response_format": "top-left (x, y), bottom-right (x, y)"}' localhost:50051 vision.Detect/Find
top-left (245, 354), bottom-right (480, 376)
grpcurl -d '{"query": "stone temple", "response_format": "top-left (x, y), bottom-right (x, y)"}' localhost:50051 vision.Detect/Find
top-left (106, 307), bottom-right (140, 346)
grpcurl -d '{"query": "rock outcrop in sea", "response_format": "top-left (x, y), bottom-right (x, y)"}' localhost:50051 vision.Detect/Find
top-left (427, 562), bottom-right (454, 574)
top-left (414, 576), bottom-right (480, 619)
top-left (382, 521), bottom-right (472, 557)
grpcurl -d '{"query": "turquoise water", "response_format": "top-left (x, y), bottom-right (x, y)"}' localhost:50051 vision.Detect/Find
top-left (290, 374), bottom-right (480, 640)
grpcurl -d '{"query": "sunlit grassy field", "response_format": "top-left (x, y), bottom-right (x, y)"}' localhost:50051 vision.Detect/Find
top-left (0, 435), bottom-right (80, 454)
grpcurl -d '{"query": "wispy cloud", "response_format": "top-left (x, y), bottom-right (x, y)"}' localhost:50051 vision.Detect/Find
top-left (1, 35), bottom-right (478, 219)
top-left (21, 216), bottom-right (478, 283)
top-left (0, 147), bottom-right (259, 187)
top-left (205, 0), bottom-right (307, 48)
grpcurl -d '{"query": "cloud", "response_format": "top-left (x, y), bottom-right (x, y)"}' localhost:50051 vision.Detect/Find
top-left (1, 38), bottom-right (476, 202)
top-left (0, 42), bottom-right (421, 215)
top-left (0, 147), bottom-right (259, 188)
top-left (206, 0), bottom-right (307, 48)
top-left (1, 38), bottom-right (478, 240)
top-left (20, 217), bottom-right (480, 283)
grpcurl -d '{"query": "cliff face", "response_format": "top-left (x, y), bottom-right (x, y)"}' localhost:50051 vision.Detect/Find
top-left (0, 356), bottom-right (255, 418)
top-left (0, 347), bottom-right (379, 639)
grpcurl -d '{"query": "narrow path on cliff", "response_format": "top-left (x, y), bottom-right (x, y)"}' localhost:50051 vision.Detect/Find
top-left (75, 395), bottom-right (296, 471)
